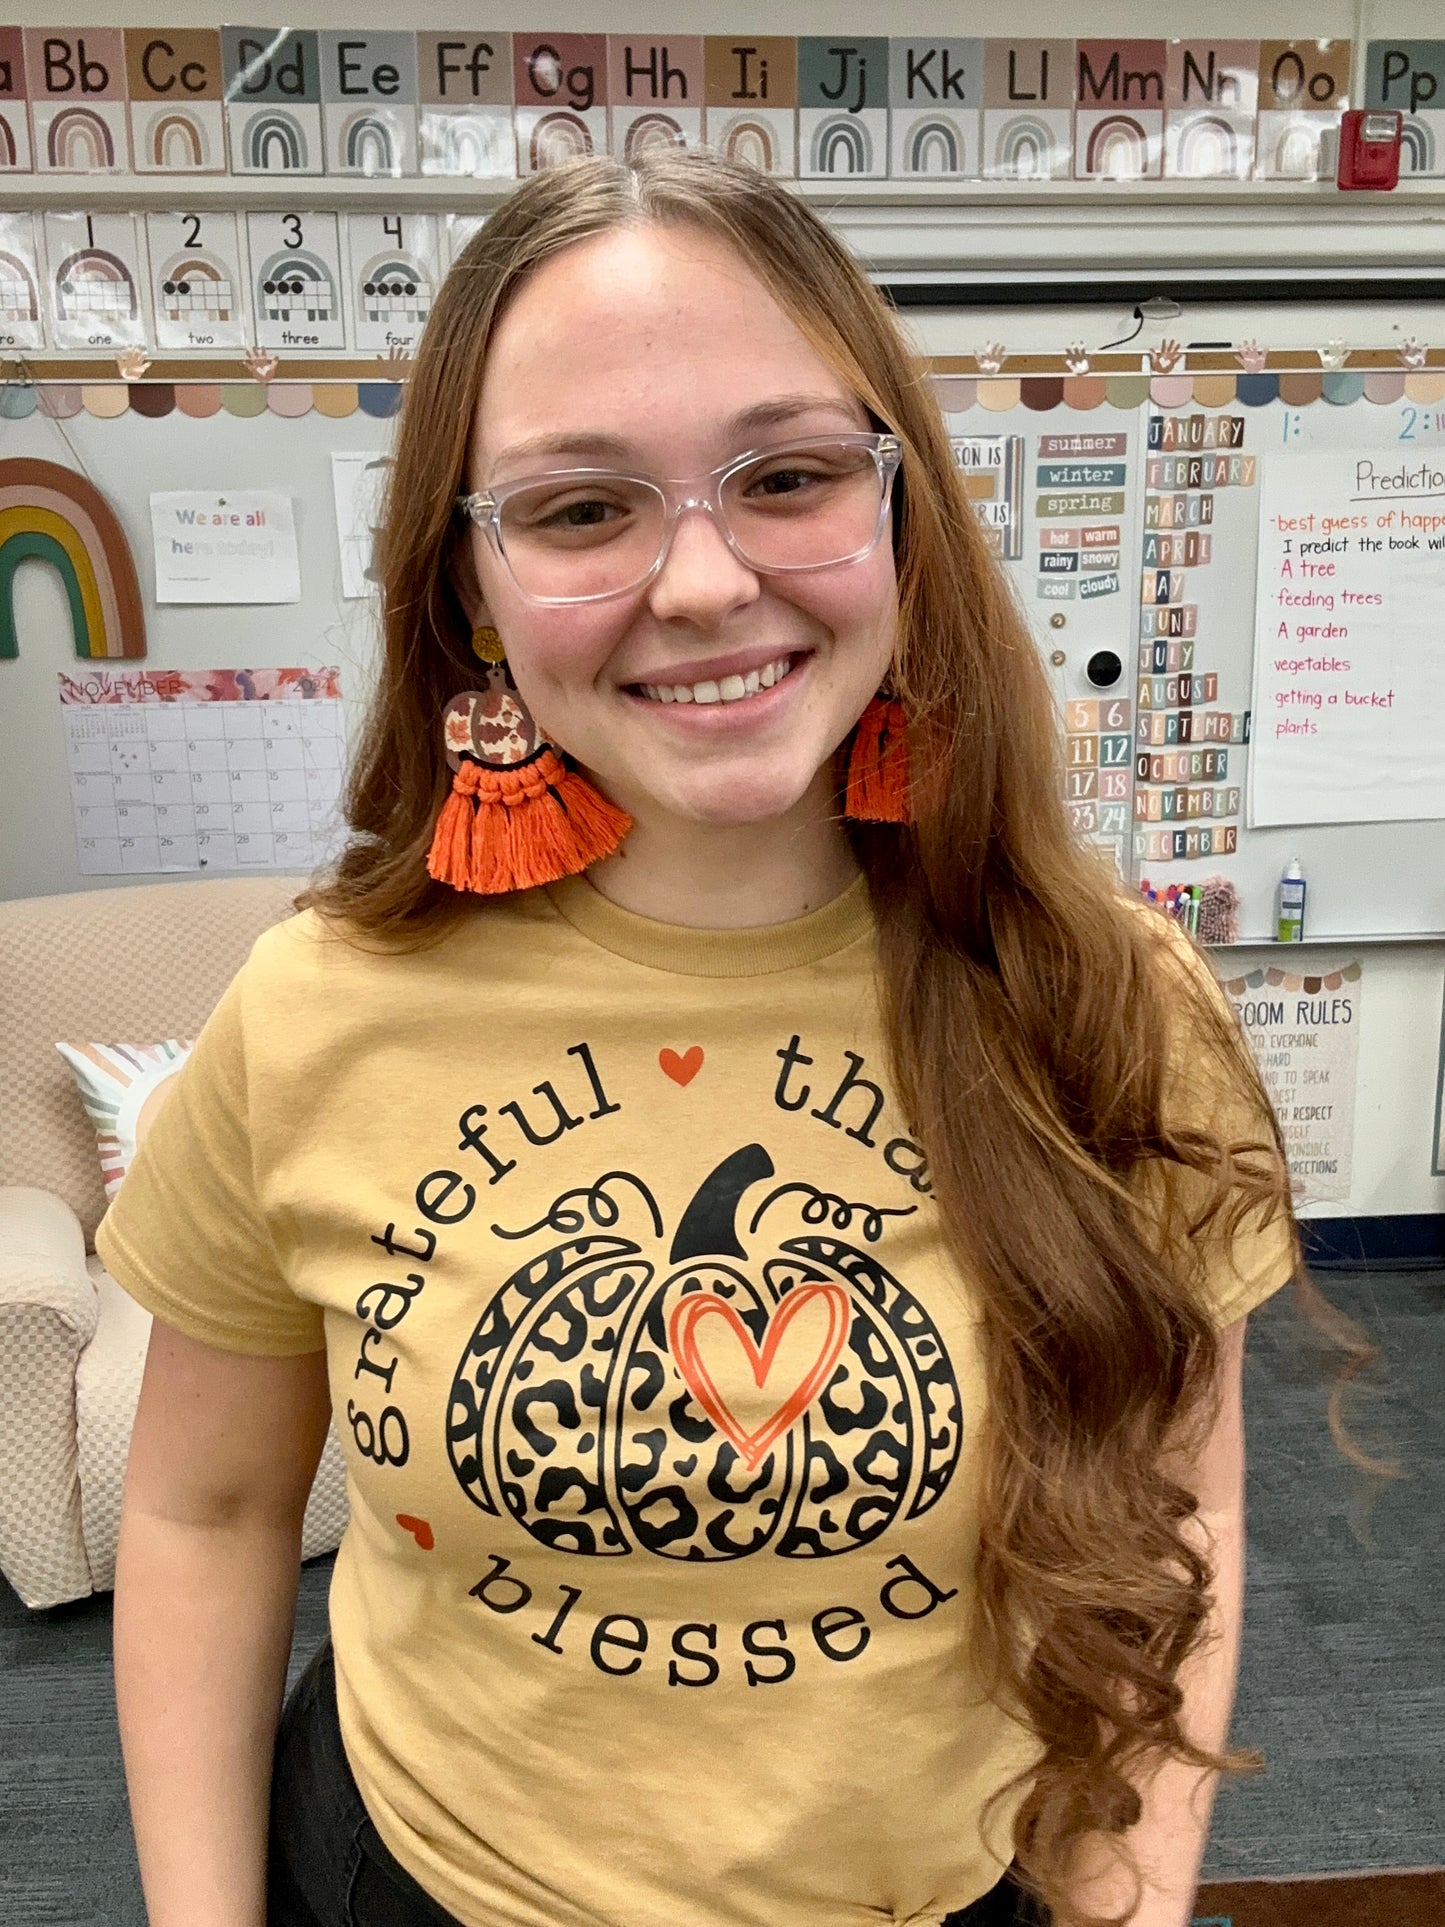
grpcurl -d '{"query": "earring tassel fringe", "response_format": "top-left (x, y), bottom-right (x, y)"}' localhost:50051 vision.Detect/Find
top-left (426, 750), bottom-right (632, 895)
top-left (845, 696), bottom-right (911, 822)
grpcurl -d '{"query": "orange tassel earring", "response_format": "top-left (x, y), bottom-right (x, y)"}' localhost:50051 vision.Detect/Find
top-left (845, 693), bottom-right (911, 823)
top-left (427, 668), bottom-right (632, 894)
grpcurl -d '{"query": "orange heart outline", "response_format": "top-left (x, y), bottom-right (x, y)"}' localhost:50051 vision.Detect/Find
top-left (395, 1513), bottom-right (435, 1551)
top-left (667, 1284), bottom-right (851, 1471)
top-left (659, 1045), bottom-right (704, 1086)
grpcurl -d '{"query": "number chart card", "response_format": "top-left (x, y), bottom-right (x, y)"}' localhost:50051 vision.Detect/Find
top-left (41, 209), bottom-right (147, 349)
top-left (145, 211), bottom-right (247, 349)
top-left (344, 213), bottom-right (441, 353)
top-left (246, 209), bottom-right (345, 350)
top-left (59, 666), bottom-right (346, 876)
top-left (0, 211), bottom-right (45, 350)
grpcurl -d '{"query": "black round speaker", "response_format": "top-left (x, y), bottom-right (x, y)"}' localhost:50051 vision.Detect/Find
top-left (1086, 650), bottom-right (1123, 689)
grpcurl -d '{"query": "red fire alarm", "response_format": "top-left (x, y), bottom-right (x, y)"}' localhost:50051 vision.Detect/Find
top-left (1337, 108), bottom-right (1404, 190)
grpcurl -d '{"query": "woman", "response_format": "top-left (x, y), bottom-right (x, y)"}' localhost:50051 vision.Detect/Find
top-left (100, 152), bottom-right (1299, 1927)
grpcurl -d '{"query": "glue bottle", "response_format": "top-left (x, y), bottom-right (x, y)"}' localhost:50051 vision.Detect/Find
top-left (1277, 859), bottom-right (1307, 942)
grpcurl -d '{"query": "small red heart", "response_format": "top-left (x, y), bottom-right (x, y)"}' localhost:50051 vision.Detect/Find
top-left (395, 1514), bottom-right (434, 1551)
top-left (659, 1045), bottom-right (704, 1087)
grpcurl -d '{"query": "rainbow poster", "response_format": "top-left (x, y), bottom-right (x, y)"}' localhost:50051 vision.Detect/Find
top-left (0, 457), bottom-right (146, 660)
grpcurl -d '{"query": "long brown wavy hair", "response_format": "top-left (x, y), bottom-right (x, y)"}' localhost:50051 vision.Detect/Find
top-left (298, 151), bottom-right (1382, 1922)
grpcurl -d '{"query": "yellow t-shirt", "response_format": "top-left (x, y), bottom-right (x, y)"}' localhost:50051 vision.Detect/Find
top-left (96, 875), bottom-right (1293, 1927)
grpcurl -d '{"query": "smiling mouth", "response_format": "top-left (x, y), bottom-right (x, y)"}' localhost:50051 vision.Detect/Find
top-left (631, 654), bottom-right (800, 706)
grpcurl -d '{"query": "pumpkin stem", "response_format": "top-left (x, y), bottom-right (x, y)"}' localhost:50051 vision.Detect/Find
top-left (669, 1144), bottom-right (775, 1264)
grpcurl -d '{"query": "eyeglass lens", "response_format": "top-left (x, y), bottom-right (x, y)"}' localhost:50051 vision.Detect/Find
top-left (493, 439), bottom-right (888, 601)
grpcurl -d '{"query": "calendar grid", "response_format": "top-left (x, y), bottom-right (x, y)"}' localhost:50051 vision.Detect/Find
top-left (60, 669), bottom-right (346, 876)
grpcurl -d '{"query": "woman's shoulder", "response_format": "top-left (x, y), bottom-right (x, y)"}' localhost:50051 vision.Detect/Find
top-left (248, 889), bottom-right (558, 985)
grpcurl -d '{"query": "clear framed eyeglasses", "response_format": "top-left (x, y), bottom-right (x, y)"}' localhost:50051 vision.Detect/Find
top-left (456, 432), bottom-right (903, 606)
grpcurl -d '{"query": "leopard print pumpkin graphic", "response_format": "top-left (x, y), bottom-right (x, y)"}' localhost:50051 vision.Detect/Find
top-left (447, 1145), bottom-right (962, 1560)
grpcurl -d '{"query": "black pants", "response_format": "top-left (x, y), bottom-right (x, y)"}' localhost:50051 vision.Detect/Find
top-left (267, 1637), bottom-right (1050, 1927)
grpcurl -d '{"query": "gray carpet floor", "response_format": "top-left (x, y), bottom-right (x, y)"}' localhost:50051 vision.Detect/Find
top-left (2, 1268), bottom-right (1441, 1926)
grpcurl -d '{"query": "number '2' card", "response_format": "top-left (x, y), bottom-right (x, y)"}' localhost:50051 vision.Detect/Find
top-left (145, 211), bottom-right (248, 350)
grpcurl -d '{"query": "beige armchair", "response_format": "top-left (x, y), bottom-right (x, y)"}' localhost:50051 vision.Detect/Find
top-left (0, 876), bottom-right (348, 1610)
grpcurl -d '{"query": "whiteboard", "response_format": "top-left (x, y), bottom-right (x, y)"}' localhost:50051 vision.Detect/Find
top-left (911, 290), bottom-right (1445, 940)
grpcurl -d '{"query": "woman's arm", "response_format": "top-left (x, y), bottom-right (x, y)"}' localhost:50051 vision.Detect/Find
top-left (1059, 1314), bottom-right (1250, 1927)
top-left (114, 1318), bottom-right (333, 1927)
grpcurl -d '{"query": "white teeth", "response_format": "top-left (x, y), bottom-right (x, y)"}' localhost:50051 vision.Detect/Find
top-left (638, 656), bottom-right (796, 704)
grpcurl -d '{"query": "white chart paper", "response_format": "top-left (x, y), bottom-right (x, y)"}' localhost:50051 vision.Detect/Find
top-left (150, 491), bottom-right (301, 604)
top-left (1250, 447), bottom-right (1445, 826)
top-left (330, 451), bottom-right (388, 599)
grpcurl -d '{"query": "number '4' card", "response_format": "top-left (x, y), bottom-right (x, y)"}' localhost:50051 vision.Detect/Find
top-left (343, 212), bottom-right (442, 354)
top-left (145, 211), bottom-right (248, 350)
top-left (245, 209), bottom-right (346, 351)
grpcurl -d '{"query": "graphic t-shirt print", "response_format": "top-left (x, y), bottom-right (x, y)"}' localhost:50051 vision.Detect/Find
top-left (345, 1031), bottom-right (968, 1684)
top-left (449, 1141), bottom-right (962, 1562)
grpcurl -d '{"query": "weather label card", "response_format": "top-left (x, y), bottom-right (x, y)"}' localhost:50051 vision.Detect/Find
top-left (150, 491), bottom-right (301, 604)
top-left (145, 211), bottom-right (247, 350)
top-left (42, 209), bottom-right (147, 349)
top-left (246, 208), bottom-right (345, 350)
top-left (344, 213), bottom-right (441, 353)
top-left (0, 212), bottom-right (45, 350)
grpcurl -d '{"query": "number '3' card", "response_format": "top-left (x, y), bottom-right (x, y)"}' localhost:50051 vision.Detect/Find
top-left (245, 209), bottom-right (346, 351)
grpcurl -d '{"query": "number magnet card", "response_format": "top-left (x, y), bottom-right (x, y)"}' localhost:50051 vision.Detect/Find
top-left (42, 210), bottom-right (147, 349)
top-left (344, 213), bottom-right (441, 353)
top-left (145, 212), bottom-right (247, 350)
top-left (246, 209), bottom-right (345, 351)
top-left (0, 212), bottom-right (45, 350)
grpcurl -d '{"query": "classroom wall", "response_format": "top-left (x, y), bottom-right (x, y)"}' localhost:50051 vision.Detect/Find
top-left (3, 0), bottom-right (1443, 1226)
